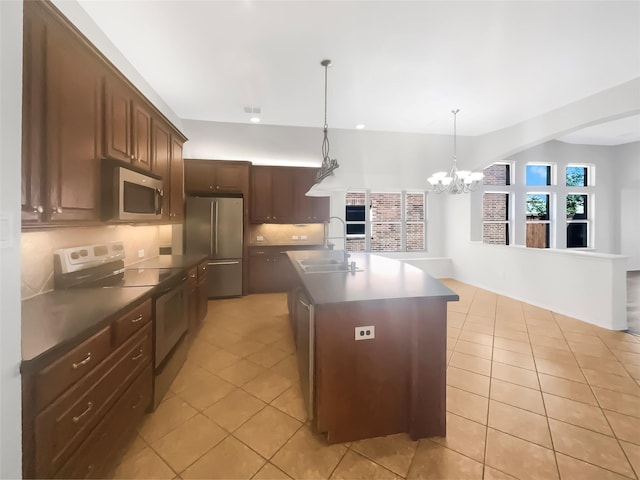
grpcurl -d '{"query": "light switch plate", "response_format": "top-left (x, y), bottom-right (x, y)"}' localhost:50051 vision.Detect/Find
top-left (138, 249), bottom-right (144, 258)
top-left (257, 235), bottom-right (264, 241)
top-left (292, 235), bottom-right (299, 240)
top-left (301, 235), bottom-right (308, 240)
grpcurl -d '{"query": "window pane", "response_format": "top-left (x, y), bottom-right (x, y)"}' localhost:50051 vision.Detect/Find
top-left (370, 193), bottom-right (401, 221)
top-left (526, 194), bottom-right (549, 221)
top-left (567, 194), bottom-right (587, 219)
top-left (567, 223), bottom-right (588, 248)
top-left (526, 165), bottom-right (551, 186)
top-left (407, 223), bottom-right (424, 251)
top-left (483, 224), bottom-right (509, 245)
top-left (406, 193), bottom-right (425, 221)
top-left (346, 205), bottom-right (365, 222)
top-left (346, 223), bottom-right (365, 235)
top-left (483, 193), bottom-right (509, 221)
top-left (566, 166), bottom-right (587, 187)
top-left (526, 223), bottom-right (550, 248)
top-left (371, 223), bottom-right (401, 252)
top-left (483, 163), bottom-right (511, 186)
top-left (346, 237), bottom-right (366, 252)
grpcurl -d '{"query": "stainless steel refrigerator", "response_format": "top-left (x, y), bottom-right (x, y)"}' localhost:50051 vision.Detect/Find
top-left (185, 197), bottom-right (243, 298)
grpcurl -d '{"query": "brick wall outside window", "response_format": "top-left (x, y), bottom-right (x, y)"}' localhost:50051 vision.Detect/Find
top-left (482, 163), bottom-right (510, 245)
top-left (345, 191), bottom-right (426, 252)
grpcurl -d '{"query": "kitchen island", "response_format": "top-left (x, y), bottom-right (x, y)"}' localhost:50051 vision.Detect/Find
top-left (286, 250), bottom-right (459, 444)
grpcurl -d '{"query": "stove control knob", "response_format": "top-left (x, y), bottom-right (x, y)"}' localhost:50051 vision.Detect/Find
top-left (33, 205), bottom-right (44, 214)
top-left (52, 206), bottom-right (63, 214)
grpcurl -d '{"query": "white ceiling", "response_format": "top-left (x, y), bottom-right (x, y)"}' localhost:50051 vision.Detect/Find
top-left (77, 1), bottom-right (640, 143)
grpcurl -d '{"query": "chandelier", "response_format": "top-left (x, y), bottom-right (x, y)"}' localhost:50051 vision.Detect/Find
top-left (315, 59), bottom-right (339, 183)
top-left (427, 109), bottom-right (483, 194)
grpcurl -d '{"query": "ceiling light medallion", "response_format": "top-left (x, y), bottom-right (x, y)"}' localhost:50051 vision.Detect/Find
top-left (428, 109), bottom-right (483, 194)
top-left (315, 59), bottom-right (339, 183)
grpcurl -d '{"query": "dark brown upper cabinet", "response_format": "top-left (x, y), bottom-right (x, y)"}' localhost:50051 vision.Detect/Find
top-left (169, 137), bottom-right (184, 222)
top-left (22, 1), bottom-right (104, 225)
top-left (250, 166), bottom-right (328, 224)
top-left (104, 77), bottom-right (152, 171)
top-left (184, 160), bottom-right (250, 195)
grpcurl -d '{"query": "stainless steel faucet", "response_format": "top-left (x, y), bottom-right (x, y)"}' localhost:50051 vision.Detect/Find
top-left (328, 216), bottom-right (351, 265)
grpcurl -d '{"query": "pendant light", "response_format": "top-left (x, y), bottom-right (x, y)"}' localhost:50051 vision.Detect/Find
top-left (315, 59), bottom-right (339, 183)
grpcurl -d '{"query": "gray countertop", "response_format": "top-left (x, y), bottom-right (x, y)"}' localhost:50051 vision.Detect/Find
top-left (21, 287), bottom-right (153, 370)
top-left (286, 250), bottom-right (459, 305)
top-left (21, 254), bottom-right (204, 372)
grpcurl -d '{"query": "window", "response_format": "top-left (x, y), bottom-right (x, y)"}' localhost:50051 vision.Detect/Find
top-left (344, 191), bottom-right (426, 252)
top-left (482, 163), bottom-right (511, 245)
top-left (526, 164), bottom-right (551, 186)
top-left (483, 193), bottom-right (510, 245)
top-left (566, 166), bottom-right (588, 187)
top-left (526, 193), bottom-right (550, 248)
top-left (345, 192), bottom-right (366, 252)
top-left (567, 194), bottom-right (589, 248)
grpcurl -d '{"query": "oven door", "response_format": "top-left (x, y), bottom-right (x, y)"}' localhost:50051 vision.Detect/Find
top-left (154, 280), bottom-right (188, 368)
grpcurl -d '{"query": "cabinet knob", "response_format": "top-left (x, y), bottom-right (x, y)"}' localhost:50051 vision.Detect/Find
top-left (216, 186), bottom-right (220, 190)
top-left (52, 206), bottom-right (63, 214)
top-left (33, 205), bottom-right (44, 214)
top-left (209, 185), bottom-right (213, 189)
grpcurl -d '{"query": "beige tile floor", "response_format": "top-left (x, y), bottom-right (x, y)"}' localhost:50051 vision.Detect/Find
top-left (111, 280), bottom-right (640, 480)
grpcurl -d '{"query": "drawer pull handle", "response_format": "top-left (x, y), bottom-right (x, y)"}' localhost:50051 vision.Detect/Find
top-left (72, 401), bottom-right (93, 423)
top-left (131, 314), bottom-right (143, 323)
top-left (72, 353), bottom-right (91, 369)
top-left (131, 349), bottom-right (144, 361)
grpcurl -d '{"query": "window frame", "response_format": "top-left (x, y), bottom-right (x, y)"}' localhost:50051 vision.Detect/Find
top-left (344, 190), bottom-right (426, 253)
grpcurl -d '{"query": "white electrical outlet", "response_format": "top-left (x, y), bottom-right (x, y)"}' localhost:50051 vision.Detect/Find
top-left (355, 325), bottom-right (375, 340)
top-left (292, 235), bottom-right (299, 240)
top-left (257, 235), bottom-right (264, 241)
top-left (138, 249), bottom-right (144, 258)
top-left (301, 235), bottom-right (308, 240)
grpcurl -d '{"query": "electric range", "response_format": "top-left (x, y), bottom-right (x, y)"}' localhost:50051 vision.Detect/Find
top-left (53, 241), bottom-right (189, 409)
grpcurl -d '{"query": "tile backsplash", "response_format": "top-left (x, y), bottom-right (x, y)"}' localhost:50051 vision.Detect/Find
top-left (21, 225), bottom-right (161, 299)
top-left (248, 223), bottom-right (325, 246)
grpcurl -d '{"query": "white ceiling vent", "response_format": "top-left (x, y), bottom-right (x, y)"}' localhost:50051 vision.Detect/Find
top-left (244, 106), bottom-right (261, 114)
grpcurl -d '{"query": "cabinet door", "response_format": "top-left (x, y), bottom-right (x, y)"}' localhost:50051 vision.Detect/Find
top-left (294, 169), bottom-right (316, 222)
top-left (132, 102), bottom-right (152, 171)
top-left (249, 255), bottom-right (273, 293)
top-left (151, 120), bottom-right (171, 222)
top-left (271, 168), bottom-right (295, 223)
top-left (184, 161), bottom-right (214, 193)
top-left (45, 19), bottom-right (103, 222)
top-left (251, 166), bottom-right (272, 223)
top-left (170, 137), bottom-right (184, 221)
top-left (215, 163), bottom-right (247, 193)
top-left (104, 78), bottom-right (131, 163)
top-left (21, 4), bottom-right (46, 224)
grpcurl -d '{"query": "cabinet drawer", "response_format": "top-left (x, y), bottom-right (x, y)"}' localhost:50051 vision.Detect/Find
top-left (54, 364), bottom-right (152, 479)
top-left (112, 299), bottom-right (152, 346)
top-left (35, 327), bottom-right (112, 411)
top-left (35, 324), bottom-right (152, 478)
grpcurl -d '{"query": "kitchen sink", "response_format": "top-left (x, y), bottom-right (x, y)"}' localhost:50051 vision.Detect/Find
top-left (302, 263), bottom-right (350, 273)
top-left (298, 258), bottom-right (342, 266)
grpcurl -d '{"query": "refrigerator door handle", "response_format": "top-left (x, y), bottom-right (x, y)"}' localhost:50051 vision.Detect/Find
top-left (209, 202), bottom-right (214, 256)
top-left (215, 201), bottom-right (220, 255)
top-left (207, 260), bottom-right (240, 266)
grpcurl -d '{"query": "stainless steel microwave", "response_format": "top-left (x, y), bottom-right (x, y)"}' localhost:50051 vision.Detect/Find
top-left (103, 162), bottom-right (163, 221)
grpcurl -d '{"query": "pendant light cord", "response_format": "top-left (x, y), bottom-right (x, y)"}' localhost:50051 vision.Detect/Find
top-left (322, 61), bottom-right (330, 163)
top-left (452, 109), bottom-right (459, 167)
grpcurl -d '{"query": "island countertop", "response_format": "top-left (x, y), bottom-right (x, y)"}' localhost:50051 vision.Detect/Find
top-left (286, 250), bottom-right (459, 305)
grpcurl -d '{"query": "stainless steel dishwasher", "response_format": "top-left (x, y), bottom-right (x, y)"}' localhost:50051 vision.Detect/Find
top-left (295, 289), bottom-right (314, 420)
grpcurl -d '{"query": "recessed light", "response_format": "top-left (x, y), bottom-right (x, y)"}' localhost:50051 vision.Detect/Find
top-left (250, 117), bottom-right (260, 123)
top-left (355, 124), bottom-right (365, 130)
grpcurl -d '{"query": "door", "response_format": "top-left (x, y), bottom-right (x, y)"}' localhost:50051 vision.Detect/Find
top-left (185, 197), bottom-right (215, 256)
top-left (208, 260), bottom-right (243, 298)
top-left (213, 197), bottom-right (243, 260)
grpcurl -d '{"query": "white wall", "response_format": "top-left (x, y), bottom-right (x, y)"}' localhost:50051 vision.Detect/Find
top-left (446, 195), bottom-right (628, 330)
top-left (615, 142), bottom-right (640, 268)
top-left (0, 0), bottom-right (23, 476)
